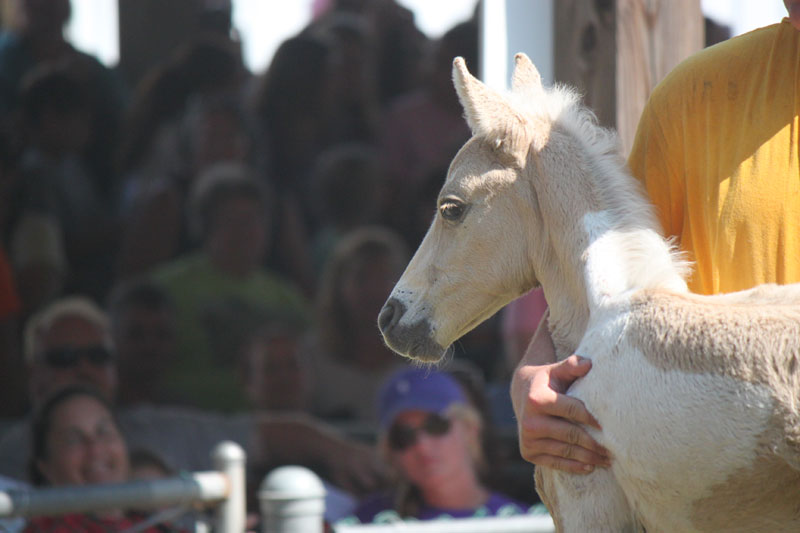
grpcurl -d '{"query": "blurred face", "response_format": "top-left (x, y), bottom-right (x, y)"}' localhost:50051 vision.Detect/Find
top-left (208, 195), bottom-right (268, 271)
top-left (39, 109), bottom-right (91, 156)
top-left (30, 316), bottom-right (117, 405)
top-left (329, 32), bottom-right (373, 103)
top-left (786, 0), bottom-right (800, 30)
top-left (341, 254), bottom-right (399, 325)
top-left (37, 394), bottom-right (129, 486)
top-left (242, 332), bottom-right (307, 410)
top-left (191, 111), bottom-right (250, 174)
top-left (19, 0), bottom-right (70, 34)
top-left (113, 306), bottom-right (175, 381)
top-left (389, 410), bottom-right (476, 492)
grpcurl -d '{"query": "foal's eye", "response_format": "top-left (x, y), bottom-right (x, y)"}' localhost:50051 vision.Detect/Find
top-left (439, 199), bottom-right (465, 221)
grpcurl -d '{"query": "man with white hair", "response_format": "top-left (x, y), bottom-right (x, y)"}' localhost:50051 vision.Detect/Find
top-left (23, 296), bottom-right (117, 406)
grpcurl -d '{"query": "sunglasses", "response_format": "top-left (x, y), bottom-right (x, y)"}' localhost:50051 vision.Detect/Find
top-left (42, 346), bottom-right (113, 368)
top-left (387, 413), bottom-right (452, 451)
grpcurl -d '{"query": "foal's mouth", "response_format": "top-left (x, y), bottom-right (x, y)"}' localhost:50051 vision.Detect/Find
top-left (379, 298), bottom-right (445, 361)
top-left (382, 323), bottom-right (445, 362)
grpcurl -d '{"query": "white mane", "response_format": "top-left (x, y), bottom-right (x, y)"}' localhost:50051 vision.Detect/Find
top-left (510, 82), bottom-right (691, 295)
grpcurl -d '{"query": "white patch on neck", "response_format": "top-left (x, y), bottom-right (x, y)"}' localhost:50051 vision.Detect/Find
top-left (582, 211), bottom-right (629, 307)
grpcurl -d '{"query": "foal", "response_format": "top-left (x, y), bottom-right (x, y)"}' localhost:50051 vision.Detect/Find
top-left (379, 53), bottom-right (800, 531)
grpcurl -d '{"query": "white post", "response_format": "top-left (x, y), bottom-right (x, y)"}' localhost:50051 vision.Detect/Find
top-left (480, 0), bottom-right (508, 90)
top-left (480, 0), bottom-right (554, 89)
top-left (258, 466), bottom-right (326, 533)
top-left (212, 441), bottom-right (247, 533)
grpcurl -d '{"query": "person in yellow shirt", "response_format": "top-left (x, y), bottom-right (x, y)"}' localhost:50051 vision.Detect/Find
top-left (511, 1), bottom-right (800, 473)
top-left (629, 17), bottom-right (800, 295)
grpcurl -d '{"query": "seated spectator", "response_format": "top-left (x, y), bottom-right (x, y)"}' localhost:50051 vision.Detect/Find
top-left (249, 33), bottom-right (338, 293)
top-left (117, 91), bottom-right (253, 280)
top-left (307, 11), bottom-right (381, 146)
top-left (115, 35), bottom-right (248, 212)
top-left (379, 20), bottom-right (477, 233)
top-left (23, 296), bottom-right (117, 408)
top-left (306, 226), bottom-right (410, 423)
top-left (151, 162), bottom-right (309, 410)
top-left (349, 367), bottom-right (528, 524)
top-left (107, 278), bottom-right (178, 406)
top-left (0, 296), bottom-right (384, 501)
top-left (236, 315), bottom-right (363, 522)
top-left (249, 33), bottom-right (336, 203)
top-left (238, 316), bottom-right (311, 412)
top-left (10, 64), bottom-right (119, 304)
top-left (308, 143), bottom-right (387, 275)
top-left (0, 0), bottom-right (125, 196)
top-left (24, 385), bottom-right (185, 532)
top-left (311, 0), bottom-right (428, 107)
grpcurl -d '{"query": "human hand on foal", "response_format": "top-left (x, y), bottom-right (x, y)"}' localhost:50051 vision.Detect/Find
top-left (511, 317), bottom-right (612, 474)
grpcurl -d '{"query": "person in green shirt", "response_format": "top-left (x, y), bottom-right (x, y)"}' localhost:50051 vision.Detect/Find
top-left (152, 162), bottom-right (309, 411)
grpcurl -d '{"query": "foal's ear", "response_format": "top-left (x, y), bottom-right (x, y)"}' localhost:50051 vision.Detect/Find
top-left (511, 53), bottom-right (544, 99)
top-left (452, 57), bottom-right (517, 136)
top-left (452, 57), bottom-right (532, 165)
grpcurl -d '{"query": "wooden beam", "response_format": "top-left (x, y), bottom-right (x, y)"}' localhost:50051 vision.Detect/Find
top-left (555, 0), bottom-right (703, 155)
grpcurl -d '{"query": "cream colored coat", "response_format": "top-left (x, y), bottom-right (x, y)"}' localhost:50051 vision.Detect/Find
top-left (378, 54), bottom-right (800, 532)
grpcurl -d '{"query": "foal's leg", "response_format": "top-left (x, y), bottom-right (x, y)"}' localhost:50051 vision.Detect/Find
top-left (537, 467), bottom-right (640, 532)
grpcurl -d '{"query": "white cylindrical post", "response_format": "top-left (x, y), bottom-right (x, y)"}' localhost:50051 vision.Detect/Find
top-left (212, 441), bottom-right (247, 533)
top-left (480, 0), bottom-right (554, 89)
top-left (0, 491), bottom-right (12, 516)
top-left (480, 0), bottom-right (508, 90)
top-left (259, 466), bottom-right (326, 533)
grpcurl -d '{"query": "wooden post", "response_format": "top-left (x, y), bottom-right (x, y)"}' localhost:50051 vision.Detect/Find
top-left (554, 0), bottom-right (703, 155)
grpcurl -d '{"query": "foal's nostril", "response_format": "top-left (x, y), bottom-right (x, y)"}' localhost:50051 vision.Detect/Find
top-left (378, 298), bottom-right (404, 333)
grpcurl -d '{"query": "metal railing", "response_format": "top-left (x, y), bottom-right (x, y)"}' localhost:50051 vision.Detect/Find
top-left (0, 443), bottom-right (554, 533)
top-left (0, 441), bottom-right (246, 533)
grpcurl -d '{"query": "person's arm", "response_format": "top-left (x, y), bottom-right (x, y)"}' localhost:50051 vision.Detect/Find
top-left (510, 310), bottom-right (611, 473)
top-left (250, 412), bottom-right (386, 496)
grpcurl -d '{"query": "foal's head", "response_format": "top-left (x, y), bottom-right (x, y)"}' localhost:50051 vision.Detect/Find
top-left (378, 54), bottom-right (630, 361)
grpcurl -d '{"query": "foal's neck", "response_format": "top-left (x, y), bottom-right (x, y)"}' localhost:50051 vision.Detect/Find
top-left (541, 218), bottom-right (686, 358)
top-left (533, 161), bottom-right (687, 357)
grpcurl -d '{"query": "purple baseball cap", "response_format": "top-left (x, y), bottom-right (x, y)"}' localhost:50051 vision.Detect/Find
top-left (377, 367), bottom-right (467, 430)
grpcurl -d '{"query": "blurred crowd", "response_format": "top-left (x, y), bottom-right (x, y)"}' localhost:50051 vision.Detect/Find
top-left (0, 0), bottom-right (549, 529)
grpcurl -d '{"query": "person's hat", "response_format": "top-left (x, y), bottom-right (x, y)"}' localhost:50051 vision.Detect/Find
top-left (377, 367), bottom-right (467, 430)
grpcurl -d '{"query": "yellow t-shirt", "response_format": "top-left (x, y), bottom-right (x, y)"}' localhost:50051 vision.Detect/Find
top-left (628, 19), bottom-right (800, 295)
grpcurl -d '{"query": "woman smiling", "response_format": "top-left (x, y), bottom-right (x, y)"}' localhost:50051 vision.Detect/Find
top-left (24, 385), bottom-right (185, 532)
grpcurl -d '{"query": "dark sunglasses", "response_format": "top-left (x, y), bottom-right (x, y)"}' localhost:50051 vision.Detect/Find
top-left (387, 413), bottom-right (452, 451)
top-left (42, 346), bottom-right (113, 368)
